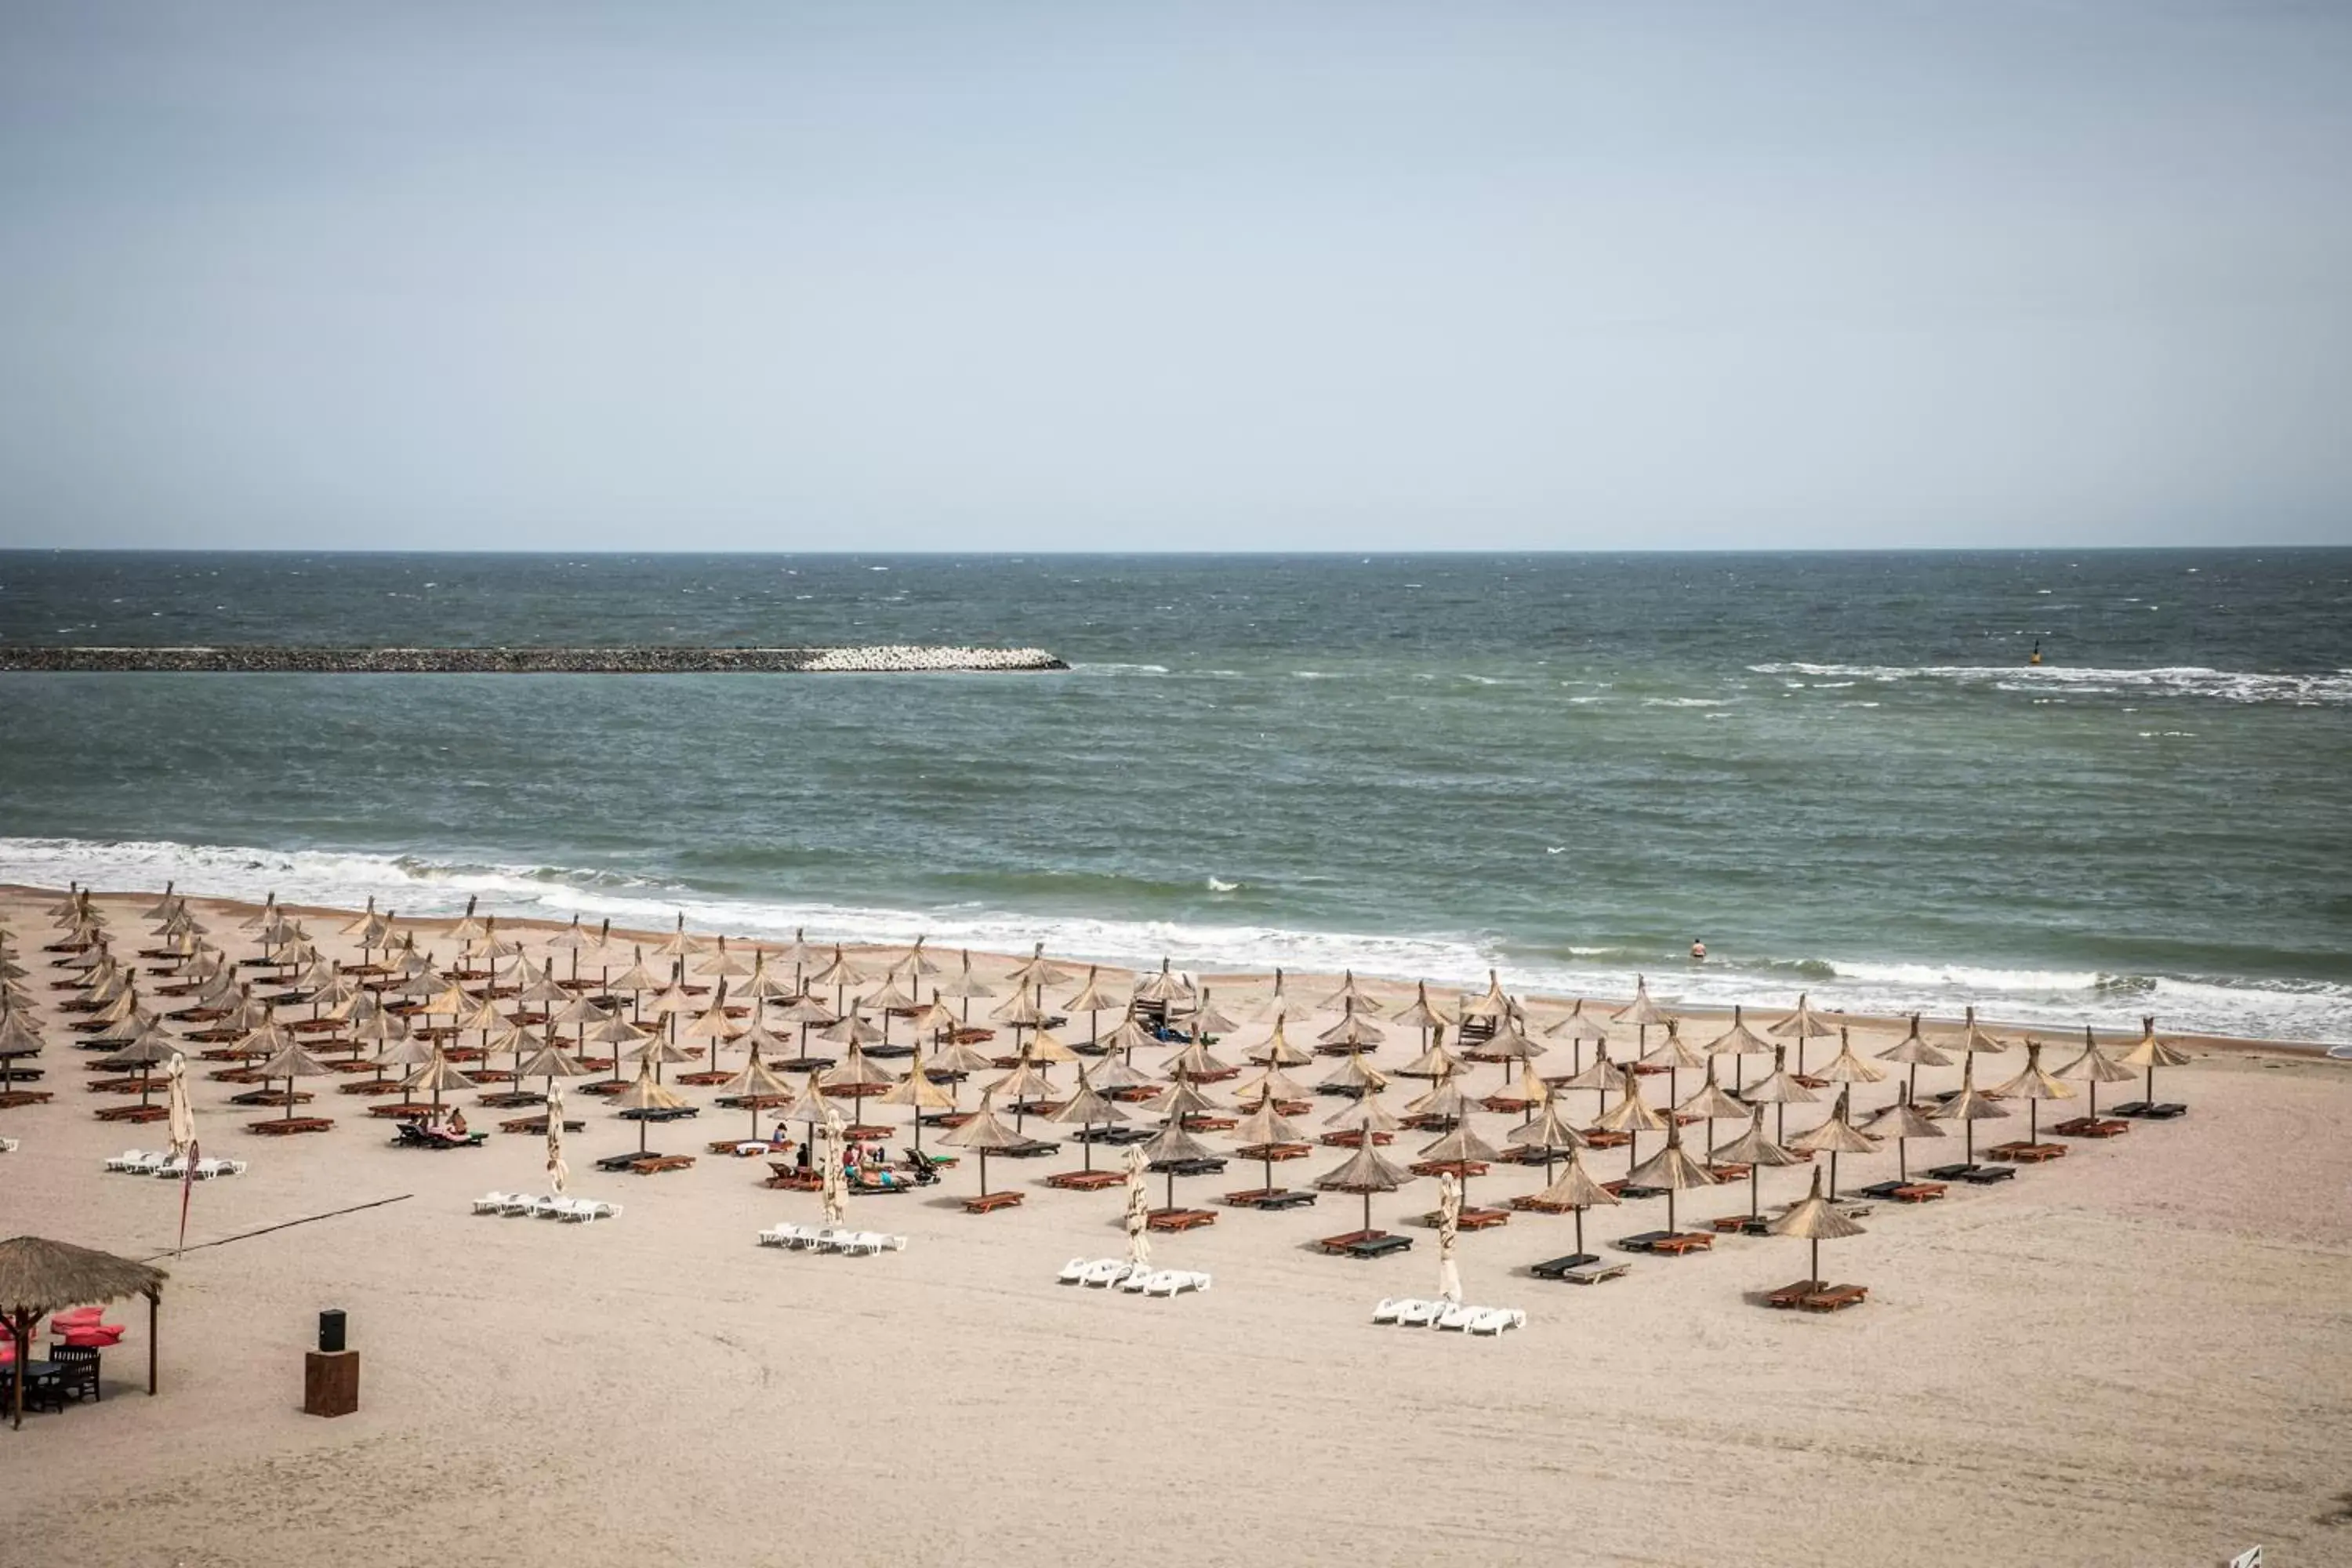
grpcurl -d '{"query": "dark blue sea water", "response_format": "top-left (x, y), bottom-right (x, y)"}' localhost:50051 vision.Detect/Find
top-left (2, 550), bottom-right (2347, 1040)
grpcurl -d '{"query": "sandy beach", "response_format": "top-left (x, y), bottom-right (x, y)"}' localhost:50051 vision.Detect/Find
top-left (4, 887), bottom-right (2348, 1568)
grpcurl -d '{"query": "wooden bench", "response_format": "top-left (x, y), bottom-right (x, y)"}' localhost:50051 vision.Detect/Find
top-left (248, 1117), bottom-right (335, 1135)
top-left (367, 1102), bottom-right (437, 1120)
top-left (1580, 1128), bottom-right (1632, 1149)
top-left (963, 1190), bottom-right (1025, 1214)
top-left (2052, 1116), bottom-right (2129, 1138)
top-left (764, 1166), bottom-right (822, 1191)
top-left (1223, 1188), bottom-right (1316, 1210)
top-left (1711, 1214), bottom-right (1771, 1236)
top-left (1987, 1142), bottom-right (2067, 1163)
top-left (0, 1091), bottom-right (53, 1109)
top-left (1647, 1232), bottom-right (1714, 1256)
top-left (1316, 1229), bottom-right (1410, 1258)
top-left (93, 1103), bottom-right (170, 1123)
top-left (1764, 1278), bottom-right (1827, 1309)
top-left (1800, 1283), bottom-right (1868, 1312)
top-left (629, 1155), bottom-right (695, 1175)
top-left (1510, 1196), bottom-right (1574, 1214)
top-left (1146, 1207), bottom-right (1218, 1232)
top-left (1045, 1169), bottom-right (1125, 1191)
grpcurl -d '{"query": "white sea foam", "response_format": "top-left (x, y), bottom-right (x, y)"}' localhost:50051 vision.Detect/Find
top-left (1748, 661), bottom-right (2352, 706)
top-left (5, 835), bottom-right (2343, 1042)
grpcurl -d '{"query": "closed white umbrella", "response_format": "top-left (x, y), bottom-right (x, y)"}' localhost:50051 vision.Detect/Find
top-left (1123, 1146), bottom-right (1152, 1269)
top-left (1435, 1171), bottom-right (1463, 1305)
top-left (545, 1083), bottom-right (570, 1196)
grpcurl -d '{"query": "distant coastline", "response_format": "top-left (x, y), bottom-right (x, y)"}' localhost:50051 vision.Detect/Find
top-left (0, 644), bottom-right (1068, 673)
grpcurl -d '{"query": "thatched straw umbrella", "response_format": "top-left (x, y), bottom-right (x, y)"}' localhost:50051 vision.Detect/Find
top-left (404, 1044), bottom-right (477, 1117)
top-left (1875, 1014), bottom-right (1952, 1100)
top-left (1610, 975), bottom-right (1671, 1053)
top-left (1415, 1115), bottom-right (1503, 1211)
top-left (255, 1037), bottom-right (332, 1122)
top-left (1232, 1058), bottom-right (1308, 1114)
top-left (1638, 1019), bottom-right (1707, 1108)
top-left (1624, 1116), bottom-right (1715, 1232)
top-left (604, 947), bottom-right (663, 1023)
top-left (1542, 1000), bottom-right (1610, 1077)
top-left (1948, 1005), bottom-right (2012, 1060)
top-left (1740, 1044), bottom-right (1820, 1142)
top-left (1504, 1086), bottom-right (1588, 1182)
top-left (720, 1044), bottom-right (793, 1142)
top-left (1005, 943), bottom-right (1074, 1004)
top-left (771, 992), bottom-right (835, 1062)
top-left (1139, 1112), bottom-right (1218, 1213)
top-left (1318, 1005), bottom-right (1387, 1054)
top-left (932, 949), bottom-right (995, 1024)
top-left (1675, 1058), bottom-right (1751, 1150)
top-left (1992, 1039), bottom-right (2074, 1144)
top-left (1556, 1040), bottom-right (1619, 1116)
top-left (542, 915), bottom-right (593, 982)
top-left (808, 946), bottom-right (873, 1018)
top-left (1046, 1063), bottom-right (1128, 1171)
top-left (1785, 1086), bottom-right (1878, 1198)
top-left (877, 1044), bottom-right (956, 1152)
top-left (1315, 971), bottom-right (1385, 1015)
top-left (859, 972), bottom-right (918, 1045)
top-left (1928, 1056), bottom-right (2010, 1162)
top-left (98, 1022), bottom-right (179, 1109)
top-left (2118, 1016), bottom-right (2191, 1110)
top-left (1532, 1146), bottom-right (1618, 1255)
top-left (1247, 1015), bottom-right (1313, 1069)
top-left (1062, 966), bottom-right (1120, 1046)
top-left (1814, 1028), bottom-right (1887, 1094)
top-left (2058, 1025), bottom-right (2136, 1118)
top-left (1769, 993), bottom-right (1842, 1078)
top-left (609, 1054), bottom-right (686, 1154)
top-left (941, 1090), bottom-right (1029, 1201)
top-left (1701, 1004), bottom-right (1773, 1091)
top-left (1390, 982), bottom-right (1457, 1055)
top-left (1859, 1085), bottom-right (1944, 1181)
top-left (1164, 1034), bottom-right (1235, 1083)
top-left (516, 1036), bottom-right (593, 1103)
top-left (1593, 1065), bottom-right (1668, 1175)
top-left (1711, 1106), bottom-right (1800, 1218)
top-left (773, 928), bottom-right (820, 996)
top-left (1313, 1134), bottom-right (1414, 1236)
top-left (1132, 957), bottom-right (1189, 1009)
top-left (1228, 1094), bottom-right (1306, 1196)
top-left (697, 935), bottom-right (753, 985)
top-left (1766, 1167), bottom-right (1865, 1287)
top-left (822, 1041), bottom-right (898, 1133)
top-left (1, 1237), bottom-right (168, 1428)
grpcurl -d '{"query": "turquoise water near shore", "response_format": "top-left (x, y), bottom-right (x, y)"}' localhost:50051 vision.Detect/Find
top-left (2, 550), bottom-right (2347, 1040)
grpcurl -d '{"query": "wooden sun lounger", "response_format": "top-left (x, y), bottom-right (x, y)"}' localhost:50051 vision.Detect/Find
top-left (1511, 1196), bottom-right (1574, 1214)
top-left (630, 1155), bottom-right (695, 1175)
top-left (1317, 1229), bottom-right (1410, 1258)
top-left (764, 1166), bottom-right (823, 1190)
top-left (1711, 1214), bottom-right (1771, 1236)
top-left (248, 1117), bottom-right (334, 1135)
top-left (501, 1116), bottom-right (584, 1134)
top-left (1800, 1283), bottom-right (1868, 1312)
top-left (1410, 1159), bottom-right (1489, 1178)
top-left (2051, 1116), bottom-right (2129, 1138)
top-left (1601, 1179), bottom-right (1667, 1200)
top-left (1421, 1207), bottom-right (1508, 1230)
top-left (0, 1091), bottom-right (55, 1109)
top-left (93, 1103), bottom-right (170, 1123)
top-left (1319, 1129), bottom-right (1394, 1148)
top-left (2110, 1101), bottom-right (2187, 1120)
top-left (1146, 1207), bottom-right (1218, 1232)
top-left (1528, 1252), bottom-right (1600, 1279)
top-left (1559, 1260), bottom-right (1630, 1285)
top-left (1648, 1232), bottom-right (1715, 1256)
top-left (1987, 1142), bottom-right (2067, 1163)
top-left (1224, 1188), bottom-right (1317, 1210)
top-left (1234, 1142), bottom-right (1311, 1163)
top-left (1580, 1128), bottom-right (1632, 1149)
top-left (963, 1190), bottom-right (1025, 1214)
top-left (1765, 1278), bottom-right (1828, 1309)
top-left (1045, 1169), bottom-right (1125, 1191)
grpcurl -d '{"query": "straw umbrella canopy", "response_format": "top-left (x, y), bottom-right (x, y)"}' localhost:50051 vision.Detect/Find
top-left (2118, 1016), bottom-right (2192, 1109)
top-left (1875, 1014), bottom-right (1953, 1099)
top-left (1415, 1116), bottom-right (1503, 1209)
top-left (609, 1054), bottom-right (686, 1154)
top-left (1062, 966), bottom-right (1120, 1044)
top-left (1859, 1085), bottom-right (1944, 1181)
top-left (1189, 989), bottom-right (1240, 1040)
top-left (1096, 1003), bottom-right (1163, 1065)
top-left (1785, 1086), bottom-right (1878, 1199)
top-left (1403, 1069), bottom-right (1472, 1128)
top-left (546, 989), bottom-right (614, 1052)
top-left (1593, 1065), bottom-right (1669, 1174)
top-left (1675, 1058), bottom-right (1751, 1147)
top-left (541, 915), bottom-right (594, 982)
top-left (1638, 1019), bottom-right (1707, 1106)
top-left (517, 1036), bottom-right (593, 1102)
top-left (1504, 1085), bottom-right (1588, 1181)
top-left (1228, 1094), bottom-right (1306, 1193)
top-left (1458, 969), bottom-right (1514, 1023)
top-left (1317, 1007), bottom-right (1388, 1053)
top-left (371, 1029), bottom-right (437, 1091)
top-left (808, 946), bottom-right (873, 1016)
top-left (604, 947), bottom-right (664, 1017)
top-left (1610, 975), bottom-right (1671, 1051)
top-left (739, 953), bottom-right (799, 1011)
top-left (1248, 968), bottom-right (1292, 1023)
top-left (939, 1090), bottom-right (1029, 1199)
top-left (1624, 1116), bottom-right (1717, 1233)
top-left (1555, 1041), bottom-right (1620, 1114)
top-left (1769, 993), bottom-right (1842, 1076)
top-left (1164, 1034), bottom-right (1235, 1083)
top-left (858, 974), bottom-right (919, 1043)
top-left (1766, 1166), bottom-right (1866, 1286)
top-left (697, 935), bottom-right (753, 984)
top-left (1317, 1049), bottom-right (1388, 1099)
top-left (1246, 1015), bottom-right (1313, 1069)
top-left (1232, 1058), bottom-right (1308, 1113)
top-left (1046, 1064), bottom-right (1129, 1171)
top-left (1991, 1039), bottom-right (2074, 1143)
top-left (1122, 1146), bottom-right (1152, 1268)
top-left (909, 999), bottom-right (961, 1047)
top-left (1928, 1056), bottom-right (2011, 1162)
top-left (926, 1034), bottom-right (998, 1087)
top-left (1711, 1105), bottom-right (1800, 1218)
top-left (1948, 1005), bottom-right (2013, 1060)
top-left (1138, 1112), bottom-right (1218, 1211)
top-left (681, 983), bottom-right (746, 1073)
top-left (1023, 1026), bottom-right (1080, 1068)
top-left (1313, 1127), bottom-right (1415, 1235)
top-left (97, 1022), bottom-right (180, 1108)
top-left (1532, 1145), bottom-right (1619, 1255)
top-left (822, 1041), bottom-right (899, 1131)
top-left (0, 1237), bottom-right (169, 1428)
top-left (989, 987), bottom-right (1051, 1035)
top-left (1314, 971), bottom-right (1385, 1014)
top-left (1323, 1091), bottom-right (1403, 1137)
top-left (720, 1044), bottom-right (794, 1142)
top-left (1815, 1028), bottom-right (1889, 1091)
top-left (1131, 957), bottom-right (1189, 1007)
top-left (1740, 1044), bottom-right (1820, 1142)
top-left (1157, 1078), bottom-right (1223, 1126)
top-left (1434, 1172), bottom-right (1464, 1304)
top-left (403, 1044), bottom-right (477, 1116)
top-left (932, 949), bottom-right (996, 1022)
top-left (2058, 1024), bottom-right (2137, 1118)
top-left (773, 927), bottom-right (822, 993)
top-left (772, 992), bottom-right (837, 1061)
top-left (1390, 981), bottom-right (1457, 1044)
top-left (876, 1044), bottom-right (956, 1151)
top-left (1004, 943), bottom-right (1074, 1000)
top-left (256, 1037), bottom-right (332, 1121)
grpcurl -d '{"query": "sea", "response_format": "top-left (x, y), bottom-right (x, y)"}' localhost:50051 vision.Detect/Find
top-left (2, 549), bottom-right (2347, 1044)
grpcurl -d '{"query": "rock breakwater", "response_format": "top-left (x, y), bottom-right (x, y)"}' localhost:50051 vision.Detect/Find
top-left (0, 644), bottom-right (1067, 674)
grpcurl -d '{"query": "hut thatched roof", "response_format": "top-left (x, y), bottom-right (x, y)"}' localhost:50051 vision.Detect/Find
top-left (0, 1236), bottom-right (166, 1315)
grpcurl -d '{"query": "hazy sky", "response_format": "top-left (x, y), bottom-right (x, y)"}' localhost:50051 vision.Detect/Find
top-left (2, 2), bottom-right (2348, 550)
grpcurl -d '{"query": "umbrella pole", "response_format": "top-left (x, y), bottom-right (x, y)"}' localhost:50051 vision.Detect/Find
top-left (1811, 1236), bottom-right (1820, 1285)
top-left (2029, 1101), bottom-right (2038, 1143)
top-left (1965, 1122), bottom-right (1976, 1163)
top-left (1749, 1164), bottom-right (1761, 1220)
top-left (978, 1149), bottom-right (990, 1199)
top-left (1828, 1150), bottom-right (1838, 1200)
top-left (1573, 1207), bottom-right (1584, 1254)
top-left (1665, 1188), bottom-right (1676, 1235)
top-left (1363, 1189), bottom-right (1373, 1233)
top-left (1083, 1117), bottom-right (1094, 1172)
top-left (1897, 1136), bottom-right (1908, 1183)
top-left (639, 1117), bottom-right (648, 1155)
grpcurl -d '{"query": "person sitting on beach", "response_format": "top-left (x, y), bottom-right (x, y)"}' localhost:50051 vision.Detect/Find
top-left (448, 1109), bottom-right (468, 1137)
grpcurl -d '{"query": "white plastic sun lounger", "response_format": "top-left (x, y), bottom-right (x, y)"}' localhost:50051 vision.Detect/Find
top-left (1117, 1265), bottom-right (1160, 1293)
top-left (1467, 1307), bottom-right (1526, 1336)
top-left (193, 1157), bottom-right (247, 1178)
top-left (760, 1224), bottom-right (799, 1248)
top-left (0, 1136), bottom-right (16, 1153)
top-left (104, 1149), bottom-right (151, 1172)
top-left (499, 1192), bottom-right (542, 1216)
top-left (475, 1192), bottom-right (519, 1215)
top-left (1436, 1301), bottom-right (1480, 1331)
top-left (1058, 1257), bottom-right (1092, 1283)
top-left (1397, 1298), bottom-right (1448, 1327)
top-left (122, 1152), bottom-right (167, 1176)
top-left (1372, 1298), bottom-right (1418, 1324)
top-left (1143, 1270), bottom-right (1210, 1298)
top-left (1082, 1259), bottom-right (1134, 1287)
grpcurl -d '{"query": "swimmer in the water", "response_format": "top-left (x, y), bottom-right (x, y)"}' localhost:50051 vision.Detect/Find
top-left (1690, 938), bottom-right (1707, 961)
top-left (2029, 638), bottom-right (2043, 666)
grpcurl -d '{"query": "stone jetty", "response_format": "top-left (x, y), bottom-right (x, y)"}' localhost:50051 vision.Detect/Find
top-left (0, 644), bottom-right (1067, 674)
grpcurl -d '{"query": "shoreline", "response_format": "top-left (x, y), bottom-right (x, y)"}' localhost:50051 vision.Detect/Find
top-left (4, 880), bottom-right (2335, 1059)
top-left (0, 644), bottom-right (1069, 673)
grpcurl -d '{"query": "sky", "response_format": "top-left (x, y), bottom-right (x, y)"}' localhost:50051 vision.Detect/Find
top-left (2, 2), bottom-right (2348, 552)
